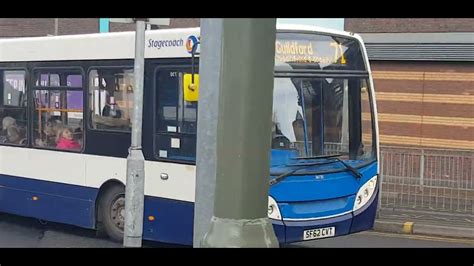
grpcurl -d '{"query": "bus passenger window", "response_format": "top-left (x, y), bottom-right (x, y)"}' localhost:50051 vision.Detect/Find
top-left (32, 70), bottom-right (84, 151)
top-left (0, 70), bottom-right (27, 146)
top-left (154, 69), bottom-right (198, 162)
top-left (89, 68), bottom-right (133, 132)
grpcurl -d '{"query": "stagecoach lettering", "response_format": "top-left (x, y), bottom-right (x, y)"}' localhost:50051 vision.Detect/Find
top-left (147, 38), bottom-right (184, 49)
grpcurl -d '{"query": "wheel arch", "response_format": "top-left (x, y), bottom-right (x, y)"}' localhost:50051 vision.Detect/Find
top-left (94, 179), bottom-right (125, 229)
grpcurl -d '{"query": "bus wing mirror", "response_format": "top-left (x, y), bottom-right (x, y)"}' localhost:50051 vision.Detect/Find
top-left (183, 73), bottom-right (199, 102)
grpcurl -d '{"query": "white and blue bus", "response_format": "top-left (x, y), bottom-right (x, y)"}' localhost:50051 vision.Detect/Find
top-left (0, 24), bottom-right (379, 245)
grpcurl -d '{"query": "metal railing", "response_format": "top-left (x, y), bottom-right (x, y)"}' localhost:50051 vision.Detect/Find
top-left (287, 142), bottom-right (473, 217)
top-left (291, 141), bottom-right (348, 156)
top-left (379, 146), bottom-right (474, 217)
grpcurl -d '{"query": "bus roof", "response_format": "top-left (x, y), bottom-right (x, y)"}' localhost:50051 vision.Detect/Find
top-left (0, 24), bottom-right (361, 62)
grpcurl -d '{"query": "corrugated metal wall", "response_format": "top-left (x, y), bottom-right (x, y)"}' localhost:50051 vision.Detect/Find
top-left (366, 43), bottom-right (474, 61)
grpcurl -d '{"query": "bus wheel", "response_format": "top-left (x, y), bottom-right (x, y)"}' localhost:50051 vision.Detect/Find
top-left (98, 185), bottom-right (125, 242)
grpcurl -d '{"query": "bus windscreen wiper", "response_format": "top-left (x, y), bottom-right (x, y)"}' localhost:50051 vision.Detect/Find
top-left (294, 153), bottom-right (361, 179)
top-left (269, 160), bottom-right (338, 186)
top-left (332, 157), bottom-right (362, 179)
top-left (293, 154), bottom-right (343, 160)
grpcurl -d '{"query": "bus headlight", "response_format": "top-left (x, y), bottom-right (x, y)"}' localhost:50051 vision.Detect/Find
top-left (268, 196), bottom-right (282, 220)
top-left (353, 175), bottom-right (377, 212)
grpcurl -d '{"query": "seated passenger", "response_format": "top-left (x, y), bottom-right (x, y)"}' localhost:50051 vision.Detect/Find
top-left (56, 127), bottom-right (81, 150)
top-left (74, 119), bottom-right (83, 134)
top-left (1, 116), bottom-right (21, 144)
top-left (44, 118), bottom-right (63, 147)
top-left (6, 126), bottom-right (21, 144)
top-left (73, 119), bottom-right (84, 147)
top-left (2, 116), bottom-right (16, 132)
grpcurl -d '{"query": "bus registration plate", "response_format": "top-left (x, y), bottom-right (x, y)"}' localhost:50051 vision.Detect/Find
top-left (303, 227), bottom-right (335, 240)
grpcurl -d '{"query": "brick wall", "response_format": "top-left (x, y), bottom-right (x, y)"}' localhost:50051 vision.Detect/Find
top-left (110, 18), bottom-right (200, 31)
top-left (58, 19), bottom-right (99, 35)
top-left (3, 19), bottom-right (472, 38)
top-left (370, 61), bottom-right (474, 150)
top-left (0, 18), bottom-right (56, 37)
top-left (168, 18), bottom-right (200, 28)
top-left (345, 18), bottom-right (474, 33)
top-left (109, 22), bottom-right (135, 32)
top-left (0, 18), bottom-right (200, 38)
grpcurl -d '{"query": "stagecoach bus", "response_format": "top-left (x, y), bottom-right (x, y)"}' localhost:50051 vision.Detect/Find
top-left (0, 24), bottom-right (379, 245)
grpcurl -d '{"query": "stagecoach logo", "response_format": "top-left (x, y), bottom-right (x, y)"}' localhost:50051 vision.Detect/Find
top-left (186, 35), bottom-right (199, 54)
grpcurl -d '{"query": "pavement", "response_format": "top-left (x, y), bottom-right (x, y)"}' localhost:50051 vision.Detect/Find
top-left (0, 211), bottom-right (472, 248)
top-left (373, 208), bottom-right (474, 239)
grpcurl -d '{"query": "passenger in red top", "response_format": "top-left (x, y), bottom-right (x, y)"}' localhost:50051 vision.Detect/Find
top-left (56, 127), bottom-right (81, 150)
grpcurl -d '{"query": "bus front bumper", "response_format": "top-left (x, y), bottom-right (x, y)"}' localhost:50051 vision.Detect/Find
top-left (272, 192), bottom-right (378, 244)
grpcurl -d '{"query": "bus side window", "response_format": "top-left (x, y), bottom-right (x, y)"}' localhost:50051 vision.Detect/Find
top-left (89, 68), bottom-right (133, 132)
top-left (32, 70), bottom-right (84, 151)
top-left (0, 70), bottom-right (28, 146)
top-left (154, 69), bottom-right (197, 162)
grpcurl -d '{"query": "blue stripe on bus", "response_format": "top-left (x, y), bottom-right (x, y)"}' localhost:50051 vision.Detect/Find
top-left (0, 173), bottom-right (195, 245)
top-left (0, 171), bottom-right (378, 245)
top-left (0, 174), bottom-right (98, 228)
top-left (271, 219), bottom-right (286, 243)
top-left (143, 196), bottom-right (194, 245)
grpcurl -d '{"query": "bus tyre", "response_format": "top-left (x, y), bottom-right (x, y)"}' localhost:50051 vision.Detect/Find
top-left (98, 185), bottom-right (125, 242)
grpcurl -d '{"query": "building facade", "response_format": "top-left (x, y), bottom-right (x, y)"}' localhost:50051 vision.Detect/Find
top-left (345, 19), bottom-right (473, 218)
top-left (0, 18), bottom-right (200, 38)
top-left (345, 18), bottom-right (474, 151)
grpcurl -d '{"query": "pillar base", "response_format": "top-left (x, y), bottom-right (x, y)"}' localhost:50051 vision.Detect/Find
top-left (201, 216), bottom-right (279, 248)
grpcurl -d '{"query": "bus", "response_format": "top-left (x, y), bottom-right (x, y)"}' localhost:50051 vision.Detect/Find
top-left (0, 24), bottom-right (379, 245)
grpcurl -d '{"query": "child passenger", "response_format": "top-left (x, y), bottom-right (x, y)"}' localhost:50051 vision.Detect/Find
top-left (56, 127), bottom-right (81, 150)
